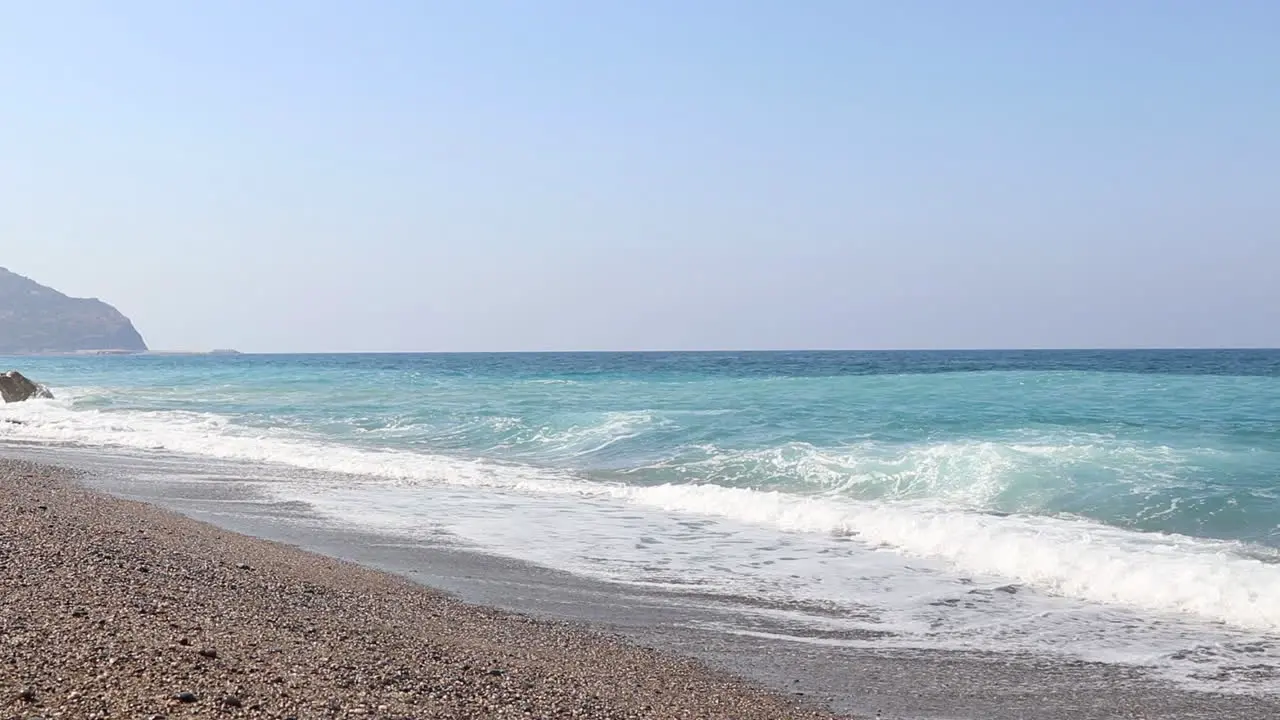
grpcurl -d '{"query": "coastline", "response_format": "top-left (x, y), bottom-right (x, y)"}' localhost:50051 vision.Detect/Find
top-left (0, 458), bottom-right (837, 719)
top-left (4, 447), bottom-right (1280, 720)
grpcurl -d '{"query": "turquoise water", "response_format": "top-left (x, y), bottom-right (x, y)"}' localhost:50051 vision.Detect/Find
top-left (5, 350), bottom-right (1280, 686)
top-left (10, 350), bottom-right (1280, 543)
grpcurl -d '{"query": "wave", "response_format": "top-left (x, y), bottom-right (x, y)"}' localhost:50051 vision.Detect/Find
top-left (0, 395), bottom-right (562, 489)
top-left (486, 410), bottom-right (667, 459)
top-left (4, 394), bottom-right (1280, 633)
top-left (619, 483), bottom-right (1280, 630)
top-left (629, 437), bottom-right (1221, 515)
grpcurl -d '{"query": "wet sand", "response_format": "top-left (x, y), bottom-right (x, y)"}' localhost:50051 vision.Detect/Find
top-left (0, 459), bottom-right (838, 719)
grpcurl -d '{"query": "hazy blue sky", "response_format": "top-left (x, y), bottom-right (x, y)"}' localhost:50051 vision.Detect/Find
top-left (2, 2), bottom-right (1276, 352)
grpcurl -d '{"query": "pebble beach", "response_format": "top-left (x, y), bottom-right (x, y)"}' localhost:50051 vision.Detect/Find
top-left (0, 459), bottom-right (839, 719)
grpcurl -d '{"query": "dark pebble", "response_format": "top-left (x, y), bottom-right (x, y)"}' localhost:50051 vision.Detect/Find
top-left (198, 648), bottom-right (218, 659)
top-left (71, 608), bottom-right (87, 618)
top-left (175, 691), bottom-right (198, 703)
top-left (221, 695), bottom-right (243, 708)
top-left (487, 668), bottom-right (505, 676)
top-left (19, 688), bottom-right (37, 702)
top-left (177, 637), bottom-right (191, 646)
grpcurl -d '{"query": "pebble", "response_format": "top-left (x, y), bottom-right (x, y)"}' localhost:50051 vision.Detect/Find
top-left (0, 460), bottom-right (844, 720)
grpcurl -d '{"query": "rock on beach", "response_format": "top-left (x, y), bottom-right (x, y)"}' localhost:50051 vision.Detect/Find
top-left (0, 371), bottom-right (53, 403)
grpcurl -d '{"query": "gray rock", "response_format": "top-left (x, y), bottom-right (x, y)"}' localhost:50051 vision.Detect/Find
top-left (0, 371), bottom-right (54, 403)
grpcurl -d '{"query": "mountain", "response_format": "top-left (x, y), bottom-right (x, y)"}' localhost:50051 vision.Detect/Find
top-left (0, 267), bottom-right (148, 354)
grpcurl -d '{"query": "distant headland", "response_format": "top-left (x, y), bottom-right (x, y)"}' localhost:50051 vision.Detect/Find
top-left (0, 267), bottom-right (148, 354)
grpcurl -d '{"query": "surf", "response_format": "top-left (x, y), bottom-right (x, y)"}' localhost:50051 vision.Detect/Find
top-left (5, 389), bottom-right (1280, 637)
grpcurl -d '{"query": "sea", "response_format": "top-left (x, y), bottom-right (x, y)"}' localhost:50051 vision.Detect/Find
top-left (3, 350), bottom-right (1280, 695)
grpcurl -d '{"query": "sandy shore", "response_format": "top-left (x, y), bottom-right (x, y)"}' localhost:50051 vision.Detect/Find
top-left (0, 459), bottom-right (840, 719)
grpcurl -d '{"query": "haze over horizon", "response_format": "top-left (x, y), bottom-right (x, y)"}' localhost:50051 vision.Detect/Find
top-left (3, 2), bottom-right (1277, 353)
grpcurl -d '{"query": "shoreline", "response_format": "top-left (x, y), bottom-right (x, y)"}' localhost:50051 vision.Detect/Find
top-left (5, 447), bottom-right (1280, 719)
top-left (0, 458), bottom-right (838, 719)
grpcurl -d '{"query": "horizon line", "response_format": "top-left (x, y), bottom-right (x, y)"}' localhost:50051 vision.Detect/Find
top-left (35, 346), bottom-right (1280, 357)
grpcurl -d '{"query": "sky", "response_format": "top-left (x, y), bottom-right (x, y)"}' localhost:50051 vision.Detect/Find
top-left (2, 1), bottom-right (1277, 352)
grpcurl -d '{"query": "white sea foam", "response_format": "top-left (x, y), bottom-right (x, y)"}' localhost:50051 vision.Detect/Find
top-left (638, 437), bottom-right (1201, 510)
top-left (4, 393), bottom-right (1280, 637)
top-left (617, 483), bottom-right (1280, 630)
